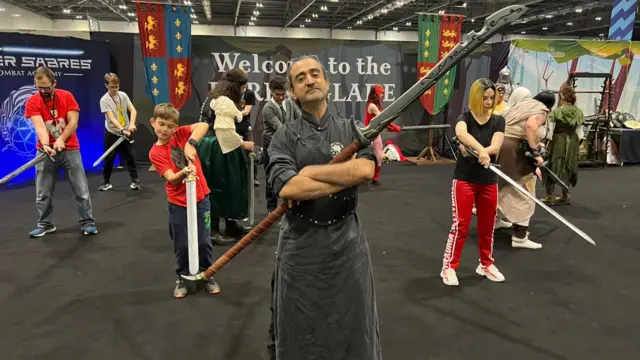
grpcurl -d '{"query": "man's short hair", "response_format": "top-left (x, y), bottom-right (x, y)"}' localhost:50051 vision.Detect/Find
top-left (34, 67), bottom-right (55, 83)
top-left (104, 72), bottom-right (120, 85)
top-left (268, 76), bottom-right (288, 92)
top-left (153, 103), bottom-right (180, 123)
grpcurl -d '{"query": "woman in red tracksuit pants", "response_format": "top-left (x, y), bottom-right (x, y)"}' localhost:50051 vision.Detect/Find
top-left (441, 78), bottom-right (506, 287)
top-left (364, 84), bottom-right (402, 184)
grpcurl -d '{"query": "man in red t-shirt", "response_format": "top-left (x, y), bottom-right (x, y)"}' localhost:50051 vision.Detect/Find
top-left (25, 66), bottom-right (97, 238)
top-left (148, 103), bottom-right (220, 298)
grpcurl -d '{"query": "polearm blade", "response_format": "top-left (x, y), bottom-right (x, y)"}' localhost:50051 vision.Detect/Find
top-left (0, 151), bottom-right (49, 185)
top-left (180, 4), bottom-right (530, 282)
top-left (92, 136), bottom-right (127, 167)
top-left (489, 165), bottom-right (595, 246)
top-left (359, 4), bottom-right (528, 142)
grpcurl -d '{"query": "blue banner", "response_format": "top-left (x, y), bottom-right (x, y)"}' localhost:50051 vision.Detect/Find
top-left (0, 33), bottom-right (110, 185)
top-left (609, 0), bottom-right (637, 40)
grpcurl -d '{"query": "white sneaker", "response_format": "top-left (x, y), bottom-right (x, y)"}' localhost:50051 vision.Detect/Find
top-left (472, 206), bottom-right (477, 215)
top-left (512, 232), bottom-right (542, 249)
top-left (495, 218), bottom-right (513, 229)
top-left (476, 264), bottom-right (505, 282)
top-left (441, 268), bottom-right (459, 286)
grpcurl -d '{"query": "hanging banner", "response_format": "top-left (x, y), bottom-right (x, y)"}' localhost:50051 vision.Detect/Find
top-left (609, 0), bottom-right (637, 41)
top-left (417, 14), bottom-right (463, 115)
top-left (135, 2), bottom-right (192, 109)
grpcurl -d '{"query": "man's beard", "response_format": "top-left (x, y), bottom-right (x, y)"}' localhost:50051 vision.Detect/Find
top-left (40, 91), bottom-right (54, 99)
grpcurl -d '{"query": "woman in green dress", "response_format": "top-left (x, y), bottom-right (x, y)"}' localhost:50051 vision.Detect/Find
top-left (542, 84), bottom-right (584, 205)
top-left (197, 69), bottom-right (255, 243)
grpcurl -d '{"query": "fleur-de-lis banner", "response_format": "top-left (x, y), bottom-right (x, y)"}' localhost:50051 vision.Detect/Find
top-left (417, 14), bottom-right (463, 115)
top-left (135, 3), bottom-right (192, 110)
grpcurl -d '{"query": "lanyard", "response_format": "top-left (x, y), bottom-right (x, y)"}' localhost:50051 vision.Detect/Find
top-left (40, 93), bottom-right (57, 125)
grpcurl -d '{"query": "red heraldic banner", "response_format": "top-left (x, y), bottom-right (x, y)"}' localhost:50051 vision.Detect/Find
top-left (135, 2), bottom-right (192, 109)
top-left (417, 14), bottom-right (463, 115)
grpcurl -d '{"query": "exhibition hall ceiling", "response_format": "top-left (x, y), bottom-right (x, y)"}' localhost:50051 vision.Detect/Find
top-left (1, 0), bottom-right (622, 38)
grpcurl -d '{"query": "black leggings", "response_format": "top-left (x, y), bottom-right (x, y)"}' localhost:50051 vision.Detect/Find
top-left (102, 131), bottom-right (138, 182)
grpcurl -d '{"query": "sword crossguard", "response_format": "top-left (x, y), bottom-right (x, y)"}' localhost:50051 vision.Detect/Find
top-left (38, 148), bottom-right (56, 162)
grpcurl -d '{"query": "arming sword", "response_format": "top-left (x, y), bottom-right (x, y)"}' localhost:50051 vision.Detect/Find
top-left (452, 137), bottom-right (595, 246)
top-left (0, 149), bottom-right (55, 186)
top-left (181, 4), bottom-right (530, 281)
top-left (524, 151), bottom-right (570, 192)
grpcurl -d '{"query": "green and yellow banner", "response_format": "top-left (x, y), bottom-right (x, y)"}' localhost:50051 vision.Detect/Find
top-left (417, 14), bottom-right (464, 115)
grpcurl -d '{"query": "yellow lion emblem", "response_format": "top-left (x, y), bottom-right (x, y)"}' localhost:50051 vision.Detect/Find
top-left (146, 35), bottom-right (158, 50)
top-left (145, 16), bottom-right (157, 31)
top-left (175, 82), bottom-right (186, 96)
top-left (174, 63), bottom-right (186, 78)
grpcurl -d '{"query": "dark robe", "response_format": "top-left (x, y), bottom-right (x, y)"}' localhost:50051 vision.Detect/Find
top-left (266, 110), bottom-right (382, 360)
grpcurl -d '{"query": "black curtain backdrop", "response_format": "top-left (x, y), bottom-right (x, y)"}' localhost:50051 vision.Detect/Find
top-left (489, 41), bottom-right (511, 83)
top-left (89, 32), bottom-right (504, 162)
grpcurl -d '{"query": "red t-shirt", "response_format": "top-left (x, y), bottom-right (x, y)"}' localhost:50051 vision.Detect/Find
top-left (149, 126), bottom-right (210, 207)
top-left (24, 89), bottom-right (81, 150)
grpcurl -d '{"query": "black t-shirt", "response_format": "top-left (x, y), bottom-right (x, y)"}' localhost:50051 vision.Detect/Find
top-left (452, 111), bottom-right (505, 184)
top-left (235, 89), bottom-right (256, 135)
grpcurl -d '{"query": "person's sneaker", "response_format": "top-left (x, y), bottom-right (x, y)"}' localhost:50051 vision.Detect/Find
top-left (512, 232), bottom-right (542, 249)
top-left (254, 179), bottom-right (260, 186)
top-left (174, 279), bottom-right (188, 298)
top-left (130, 180), bottom-right (141, 190)
top-left (29, 226), bottom-right (56, 238)
top-left (98, 182), bottom-right (113, 191)
top-left (495, 218), bottom-right (513, 229)
top-left (82, 224), bottom-right (98, 236)
top-left (476, 264), bottom-right (506, 282)
top-left (204, 278), bottom-right (221, 294)
top-left (441, 268), bottom-right (459, 286)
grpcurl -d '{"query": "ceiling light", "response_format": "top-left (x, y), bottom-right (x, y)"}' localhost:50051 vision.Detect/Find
top-left (249, 21), bottom-right (255, 26)
top-left (567, 22), bottom-right (573, 25)
top-left (63, 9), bottom-right (71, 14)
top-left (253, 10), bottom-right (260, 16)
top-left (119, 5), bottom-right (126, 10)
top-left (462, 2), bottom-right (467, 7)
top-left (545, 14), bottom-right (553, 18)
top-left (321, 5), bottom-right (328, 11)
top-left (12, 13), bottom-right (21, 17)
top-left (438, 10), bottom-right (445, 14)
top-left (405, 21), bottom-right (411, 26)
top-left (305, 18), bottom-right (311, 22)
top-left (329, 0), bottom-right (339, 2)
top-left (575, 8), bottom-right (583, 13)
top-left (542, 26), bottom-right (548, 30)
top-left (0, 8), bottom-right (5, 12)
top-left (257, 2), bottom-right (264, 7)
top-left (393, 26), bottom-right (398, 31)
top-left (251, 16), bottom-right (257, 21)
top-left (347, 26), bottom-right (352, 29)
top-left (521, 31), bottom-right (526, 34)
top-left (128, 12), bottom-right (135, 17)
top-left (312, 13), bottom-right (318, 18)
top-left (75, 15), bottom-right (82, 19)
top-left (183, 1), bottom-right (192, 5)
top-left (300, 24), bottom-right (305, 28)
top-left (194, 20), bottom-right (199, 24)
top-left (471, 18), bottom-right (475, 23)
top-left (356, 20), bottom-right (362, 25)
top-left (595, 17), bottom-right (602, 21)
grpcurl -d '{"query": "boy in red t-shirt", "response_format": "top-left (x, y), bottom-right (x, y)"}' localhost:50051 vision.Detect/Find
top-left (25, 66), bottom-right (97, 238)
top-left (148, 103), bottom-right (219, 298)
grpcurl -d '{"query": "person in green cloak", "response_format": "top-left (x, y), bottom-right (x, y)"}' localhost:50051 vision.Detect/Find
top-left (542, 83), bottom-right (584, 205)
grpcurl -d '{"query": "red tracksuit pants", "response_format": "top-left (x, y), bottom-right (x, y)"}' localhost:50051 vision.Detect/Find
top-left (442, 179), bottom-right (498, 271)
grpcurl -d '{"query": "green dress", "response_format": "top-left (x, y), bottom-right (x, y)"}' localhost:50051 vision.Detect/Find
top-left (197, 133), bottom-right (249, 221)
top-left (544, 104), bottom-right (584, 190)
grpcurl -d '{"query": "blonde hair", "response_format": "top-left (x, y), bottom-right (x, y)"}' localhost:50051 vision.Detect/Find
top-left (468, 78), bottom-right (496, 114)
top-left (153, 103), bottom-right (180, 123)
top-left (104, 72), bottom-right (120, 85)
